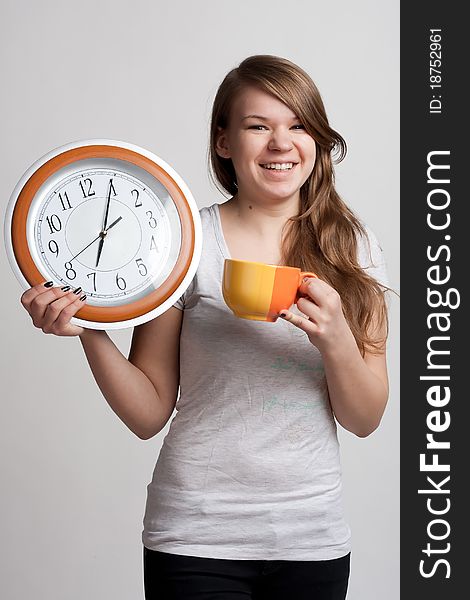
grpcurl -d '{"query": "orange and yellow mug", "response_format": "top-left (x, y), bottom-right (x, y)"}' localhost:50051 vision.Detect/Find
top-left (222, 258), bottom-right (317, 322)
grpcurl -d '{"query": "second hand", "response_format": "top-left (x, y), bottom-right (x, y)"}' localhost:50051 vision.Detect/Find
top-left (69, 216), bottom-right (123, 263)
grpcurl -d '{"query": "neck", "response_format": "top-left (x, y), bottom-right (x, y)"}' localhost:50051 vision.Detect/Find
top-left (227, 192), bottom-right (300, 238)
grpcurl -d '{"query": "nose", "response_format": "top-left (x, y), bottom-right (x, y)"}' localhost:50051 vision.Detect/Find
top-left (267, 127), bottom-right (294, 152)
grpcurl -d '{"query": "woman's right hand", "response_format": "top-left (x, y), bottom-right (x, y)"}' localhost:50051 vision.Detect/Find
top-left (20, 281), bottom-right (87, 337)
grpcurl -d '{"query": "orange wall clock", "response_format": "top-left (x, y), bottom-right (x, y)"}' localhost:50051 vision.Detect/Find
top-left (4, 139), bottom-right (202, 329)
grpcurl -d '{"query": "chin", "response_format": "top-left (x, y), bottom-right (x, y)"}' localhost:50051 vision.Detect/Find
top-left (263, 187), bottom-right (300, 202)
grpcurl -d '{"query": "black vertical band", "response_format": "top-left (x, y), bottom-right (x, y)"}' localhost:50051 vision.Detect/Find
top-left (401, 2), bottom-right (467, 597)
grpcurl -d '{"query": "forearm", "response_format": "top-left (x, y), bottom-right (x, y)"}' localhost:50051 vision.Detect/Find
top-left (321, 331), bottom-right (388, 437)
top-left (78, 329), bottom-right (166, 439)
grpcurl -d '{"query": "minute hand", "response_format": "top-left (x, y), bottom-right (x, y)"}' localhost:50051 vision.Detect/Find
top-left (95, 216), bottom-right (123, 268)
top-left (102, 179), bottom-right (114, 231)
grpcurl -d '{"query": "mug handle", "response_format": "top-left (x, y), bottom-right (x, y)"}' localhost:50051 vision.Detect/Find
top-left (295, 271), bottom-right (317, 302)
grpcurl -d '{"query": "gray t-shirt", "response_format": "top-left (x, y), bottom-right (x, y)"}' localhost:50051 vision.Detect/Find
top-left (142, 202), bottom-right (389, 561)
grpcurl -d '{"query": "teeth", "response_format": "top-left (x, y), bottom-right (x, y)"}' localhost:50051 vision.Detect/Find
top-left (261, 162), bottom-right (294, 170)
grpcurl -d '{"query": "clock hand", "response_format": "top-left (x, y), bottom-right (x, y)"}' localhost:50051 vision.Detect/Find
top-left (106, 215), bottom-right (123, 230)
top-left (95, 215), bottom-right (123, 268)
top-left (96, 181), bottom-right (117, 268)
top-left (95, 236), bottom-right (105, 268)
top-left (68, 216), bottom-right (123, 266)
top-left (69, 232), bottom-right (102, 263)
top-left (101, 178), bottom-right (114, 232)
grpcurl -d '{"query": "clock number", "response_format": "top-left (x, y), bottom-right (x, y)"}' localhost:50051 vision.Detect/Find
top-left (48, 239), bottom-right (59, 258)
top-left (146, 210), bottom-right (157, 228)
top-left (150, 235), bottom-right (158, 252)
top-left (64, 261), bottom-right (77, 280)
top-left (79, 178), bottom-right (96, 198)
top-left (135, 258), bottom-right (148, 277)
top-left (131, 189), bottom-right (142, 207)
top-left (59, 191), bottom-right (72, 211)
top-left (46, 214), bottom-right (62, 234)
top-left (116, 273), bottom-right (127, 290)
top-left (87, 272), bottom-right (97, 292)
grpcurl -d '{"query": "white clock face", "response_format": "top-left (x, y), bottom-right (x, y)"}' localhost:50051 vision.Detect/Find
top-left (5, 140), bottom-right (202, 330)
top-left (27, 158), bottom-right (182, 307)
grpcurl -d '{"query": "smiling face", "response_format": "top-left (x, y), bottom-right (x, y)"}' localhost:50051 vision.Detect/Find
top-left (215, 86), bottom-right (317, 206)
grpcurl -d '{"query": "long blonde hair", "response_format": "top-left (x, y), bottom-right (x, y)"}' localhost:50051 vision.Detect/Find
top-left (209, 55), bottom-right (389, 355)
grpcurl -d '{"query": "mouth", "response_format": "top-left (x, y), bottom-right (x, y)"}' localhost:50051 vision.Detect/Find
top-left (259, 162), bottom-right (297, 171)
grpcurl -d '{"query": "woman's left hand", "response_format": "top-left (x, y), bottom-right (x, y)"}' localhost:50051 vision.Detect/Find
top-left (279, 277), bottom-right (354, 353)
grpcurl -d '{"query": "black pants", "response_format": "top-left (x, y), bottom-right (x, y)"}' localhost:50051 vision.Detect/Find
top-left (143, 546), bottom-right (350, 599)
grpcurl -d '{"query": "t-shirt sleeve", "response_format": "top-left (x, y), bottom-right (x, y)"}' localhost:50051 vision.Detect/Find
top-left (172, 275), bottom-right (196, 311)
top-left (357, 225), bottom-right (390, 288)
top-left (173, 295), bottom-right (185, 311)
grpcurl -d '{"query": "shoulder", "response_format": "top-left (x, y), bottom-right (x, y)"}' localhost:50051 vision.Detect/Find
top-left (196, 202), bottom-right (219, 232)
top-left (198, 202), bottom-right (217, 219)
top-left (356, 223), bottom-right (383, 262)
top-left (171, 203), bottom-right (222, 311)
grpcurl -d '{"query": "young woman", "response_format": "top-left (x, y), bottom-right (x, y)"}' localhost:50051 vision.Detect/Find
top-left (20, 55), bottom-right (390, 599)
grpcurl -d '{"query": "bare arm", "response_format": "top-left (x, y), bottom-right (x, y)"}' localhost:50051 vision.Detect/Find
top-left (280, 277), bottom-right (389, 437)
top-left (20, 282), bottom-right (183, 440)
top-left (319, 325), bottom-right (388, 437)
top-left (79, 306), bottom-right (183, 440)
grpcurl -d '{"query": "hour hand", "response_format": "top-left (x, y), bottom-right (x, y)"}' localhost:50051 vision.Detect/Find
top-left (106, 215), bottom-right (122, 231)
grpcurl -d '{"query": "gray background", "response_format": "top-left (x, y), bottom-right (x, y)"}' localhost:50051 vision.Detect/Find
top-left (0, 1), bottom-right (399, 598)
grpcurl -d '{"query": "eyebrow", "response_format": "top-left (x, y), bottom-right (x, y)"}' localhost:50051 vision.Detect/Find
top-left (241, 114), bottom-right (301, 121)
top-left (242, 114), bottom-right (268, 121)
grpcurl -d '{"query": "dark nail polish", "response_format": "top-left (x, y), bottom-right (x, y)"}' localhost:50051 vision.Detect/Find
top-left (44, 281), bottom-right (54, 288)
top-left (80, 294), bottom-right (87, 301)
top-left (61, 285), bottom-right (71, 292)
top-left (73, 287), bottom-right (82, 295)
top-left (279, 312), bottom-right (287, 318)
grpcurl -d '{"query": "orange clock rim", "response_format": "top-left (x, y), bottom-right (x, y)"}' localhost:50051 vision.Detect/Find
top-left (11, 144), bottom-right (195, 323)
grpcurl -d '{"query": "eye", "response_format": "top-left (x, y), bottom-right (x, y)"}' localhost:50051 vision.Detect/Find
top-left (248, 125), bottom-right (268, 131)
top-left (291, 124), bottom-right (306, 130)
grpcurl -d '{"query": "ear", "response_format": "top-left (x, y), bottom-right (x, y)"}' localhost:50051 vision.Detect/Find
top-left (215, 126), bottom-right (231, 159)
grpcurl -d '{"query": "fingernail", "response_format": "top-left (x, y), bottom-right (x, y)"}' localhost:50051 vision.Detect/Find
top-left (61, 285), bottom-right (71, 292)
top-left (279, 312), bottom-right (287, 318)
top-left (44, 281), bottom-right (54, 288)
top-left (73, 287), bottom-right (82, 295)
top-left (80, 294), bottom-right (87, 301)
